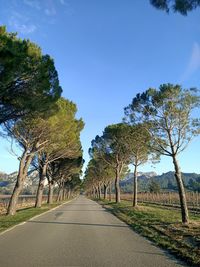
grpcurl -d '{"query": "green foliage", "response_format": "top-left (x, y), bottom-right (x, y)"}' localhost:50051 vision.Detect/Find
top-left (149, 179), bottom-right (161, 193)
top-left (84, 158), bottom-right (116, 191)
top-left (150, 0), bottom-right (200, 15)
top-left (52, 156), bottom-right (83, 182)
top-left (65, 173), bottom-right (82, 193)
top-left (44, 97), bottom-right (84, 161)
top-left (90, 123), bottom-right (136, 168)
top-left (126, 123), bottom-right (155, 167)
top-left (30, 97), bottom-right (84, 200)
top-left (85, 123), bottom-right (136, 200)
top-left (0, 28), bottom-right (84, 212)
top-left (4, 115), bottom-right (49, 153)
top-left (37, 97), bottom-right (84, 188)
top-left (0, 26), bottom-right (62, 123)
top-left (125, 84), bottom-right (200, 157)
top-left (188, 177), bottom-right (200, 192)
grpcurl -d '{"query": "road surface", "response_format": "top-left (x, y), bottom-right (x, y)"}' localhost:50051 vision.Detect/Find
top-left (0, 196), bottom-right (186, 267)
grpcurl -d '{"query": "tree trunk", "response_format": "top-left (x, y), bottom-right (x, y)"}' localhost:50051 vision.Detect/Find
top-left (64, 188), bottom-right (68, 200)
top-left (62, 188), bottom-right (65, 200)
top-left (98, 185), bottom-right (101, 199)
top-left (104, 184), bottom-right (108, 199)
top-left (115, 167), bottom-right (120, 203)
top-left (60, 188), bottom-right (64, 201)
top-left (60, 183), bottom-right (65, 201)
top-left (7, 176), bottom-right (25, 215)
top-left (57, 187), bottom-right (62, 202)
top-left (7, 150), bottom-right (33, 215)
top-left (92, 187), bottom-right (96, 198)
top-left (109, 181), bottom-right (112, 202)
top-left (35, 185), bottom-right (44, 208)
top-left (35, 162), bottom-right (47, 208)
top-left (172, 155), bottom-right (189, 224)
top-left (47, 182), bottom-right (54, 204)
top-left (96, 188), bottom-right (98, 198)
top-left (133, 164), bottom-right (138, 207)
top-left (67, 188), bottom-right (71, 199)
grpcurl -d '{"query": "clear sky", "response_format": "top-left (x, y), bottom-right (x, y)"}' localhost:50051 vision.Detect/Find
top-left (0, 0), bottom-right (200, 175)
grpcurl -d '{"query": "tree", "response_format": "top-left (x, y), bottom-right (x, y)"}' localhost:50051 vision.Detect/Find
top-left (150, 0), bottom-right (200, 15)
top-left (84, 158), bottom-right (115, 200)
top-left (125, 124), bottom-right (153, 207)
top-left (124, 84), bottom-right (200, 223)
top-left (4, 96), bottom-right (84, 213)
top-left (188, 177), bottom-right (200, 192)
top-left (4, 117), bottom-right (49, 215)
top-left (34, 98), bottom-right (84, 208)
top-left (89, 123), bottom-right (134, 203)
top-left (64, 174), bottom-right (82, 199)
top-left (149, 179), bottom-right (161, 193)
top-left (0, 26), bottom-right (62, 124)
top-left (84, 159), bottom-right (102, 199)
top-left (54, 156), bottom-right (83, 202)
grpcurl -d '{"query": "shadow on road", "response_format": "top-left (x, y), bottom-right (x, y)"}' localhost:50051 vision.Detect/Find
top-left (50, 209), bottom-right (109, 212)
top-left (28, 220), bottom-right (128, 228)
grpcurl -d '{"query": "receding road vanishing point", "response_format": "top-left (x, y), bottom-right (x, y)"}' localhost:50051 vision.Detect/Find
top-left (0, 196), bottom-right (185, 267)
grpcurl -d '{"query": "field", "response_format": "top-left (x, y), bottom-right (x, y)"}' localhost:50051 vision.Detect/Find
top-left (0, 195), bottom-right (57, 215)
top-left (119, 192), bottom-right (200, 213)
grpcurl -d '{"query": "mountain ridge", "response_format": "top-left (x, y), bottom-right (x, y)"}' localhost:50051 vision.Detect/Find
top-left (121, 171), bottom-right (200, 192)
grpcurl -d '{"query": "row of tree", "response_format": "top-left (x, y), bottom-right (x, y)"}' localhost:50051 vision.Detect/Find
top-left (84, 84), bottom-right (200, 224)
top-left (0, 26), bottom-right (84, 215)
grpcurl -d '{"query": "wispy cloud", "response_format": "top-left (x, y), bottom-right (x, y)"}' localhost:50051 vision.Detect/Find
top-left (44, 7), bottom-right (56, 16)
top-left (3, 0), bottom-right (72, 35)
top-left (60, 0), bottom-right (67, 5)
top-left (23, 0), bottom-right (41, 10)
top-left (9, 12), bottom-right (37, 34)
top-left (188, 42), bottom-right (200, 73)
top-left (181, 42), bottom-right (200, 82)
top-left (44, 0), bottom-right (57, 16)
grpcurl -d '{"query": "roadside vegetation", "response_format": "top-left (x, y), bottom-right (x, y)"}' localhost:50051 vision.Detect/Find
top-left (0, 200), bottom-right (71, 233)
top-left (84, 84), bottom-right (200, 224)
top-left (99, 199), bottom-right (200, 266)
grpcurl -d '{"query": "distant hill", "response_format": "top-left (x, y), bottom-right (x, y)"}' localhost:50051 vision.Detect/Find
top-left (0, 170), bottom-right (39, 195)
top-left (124, 172), bottom-right (157, 181)
top-left (0, 172), bottom-right (8, 181)
top-left (120, 171), bottom-right (200, 193)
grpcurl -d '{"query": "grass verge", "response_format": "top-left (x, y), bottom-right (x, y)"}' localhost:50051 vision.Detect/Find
top-left (98, 199), bottom-right (200, 267)
top-left (0, 201), bottom-right (67, 234)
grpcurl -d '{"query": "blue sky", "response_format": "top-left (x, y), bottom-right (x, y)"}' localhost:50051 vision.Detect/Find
top-left (0, 0), bottom-right (200, 175)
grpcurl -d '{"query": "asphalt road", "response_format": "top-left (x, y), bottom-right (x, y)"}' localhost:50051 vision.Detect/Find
top-left (0, 196), bottom-right (186, 267)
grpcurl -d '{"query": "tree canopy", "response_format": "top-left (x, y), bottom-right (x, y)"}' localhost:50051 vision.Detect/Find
top-left (0, 26), bottom-right (62, 123)
top-left (150, 0), bottom-right (200, 15)
top-left (124, 83), bottom-right (200, 223)
top-left (89, 123), bottom-right (134, 202)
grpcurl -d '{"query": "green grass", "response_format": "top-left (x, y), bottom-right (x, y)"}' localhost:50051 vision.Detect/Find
top-left (98, 199), bottom-right (200, 267)
top-left (0, 202), bottom-right (65, 233)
